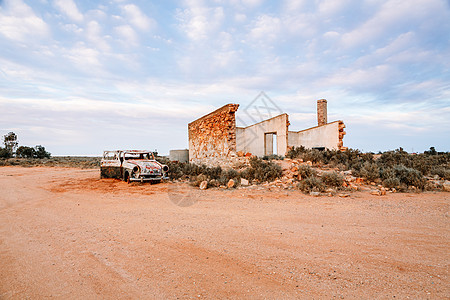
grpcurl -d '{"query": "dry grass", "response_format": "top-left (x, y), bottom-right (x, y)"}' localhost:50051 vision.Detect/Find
top-left (0, 157), bottom-right (101, 169)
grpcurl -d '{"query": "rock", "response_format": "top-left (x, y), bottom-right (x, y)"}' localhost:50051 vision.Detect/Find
top-left (443, 181), bottom-right (450, 192)
top-left (290, 166), bottom-right (298, 172)
top-left (380, 187), bottom-right (386, 195)
top-left (227, 179), bottom-right (235, 189)
top-left (370, 190), bottom-right (381, 196)
top-left (310, 191), bottom-right (321, 197)
top-left (199, 181), bottom-right (208, 190)
top-left (338, 193), bottom-right (350, 197)
top-left (237, 151), bottom-right (245, 157)
top-left (240, 178), bottom-right (249, 186)
top-left (306, 161), bottom-right (312, 166)
top-left (350, 184), bottom-right (359, 191)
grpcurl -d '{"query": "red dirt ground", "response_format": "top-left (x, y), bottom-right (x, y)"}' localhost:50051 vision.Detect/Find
top-left (0, 167), bottom-right (448, 299)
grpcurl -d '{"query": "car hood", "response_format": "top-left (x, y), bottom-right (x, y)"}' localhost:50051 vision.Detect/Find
top-left (127, 160), bottom-right (162, 170)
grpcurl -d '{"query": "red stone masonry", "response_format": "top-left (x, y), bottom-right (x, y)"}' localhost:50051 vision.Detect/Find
top-left (188, 104), bottom-right (239, 161)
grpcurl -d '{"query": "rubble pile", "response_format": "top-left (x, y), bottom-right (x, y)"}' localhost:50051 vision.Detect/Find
top-left (187, 156), bottom-right (450, 197)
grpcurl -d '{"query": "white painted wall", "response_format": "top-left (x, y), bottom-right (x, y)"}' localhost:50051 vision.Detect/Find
top-left (288, 121), bottom-right (341, 150)
top-left (236, 114), bottom-right (288, 156)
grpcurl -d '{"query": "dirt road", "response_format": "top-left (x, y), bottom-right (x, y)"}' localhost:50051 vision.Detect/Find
top-left (0, 167), bottom-right (448, 299)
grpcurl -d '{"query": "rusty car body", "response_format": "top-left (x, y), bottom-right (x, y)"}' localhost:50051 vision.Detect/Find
top-left (100, 150), bottom-right (169, 183)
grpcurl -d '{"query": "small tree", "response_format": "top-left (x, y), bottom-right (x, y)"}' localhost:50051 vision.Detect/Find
top-left (34, 145), bottom-right (51, 159)
top-left (3, 132), bottom-right (18, 156)
top-left (0, 147), bottom-right (12, 158)
top-left (16, 146), bottom-right (36, 158)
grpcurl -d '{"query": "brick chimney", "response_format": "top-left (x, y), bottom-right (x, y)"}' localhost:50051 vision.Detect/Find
top-left (317, 99), bottom-right (327, 126)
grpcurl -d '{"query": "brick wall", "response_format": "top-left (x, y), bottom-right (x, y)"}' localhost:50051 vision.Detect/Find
top-left (188, 104), bottom-right (239, 165)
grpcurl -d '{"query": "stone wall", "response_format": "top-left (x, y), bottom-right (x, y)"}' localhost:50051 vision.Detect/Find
top-left (188, 104), bottom-right (239, 165)
top-left (317, 99), bottom-right (327, 126)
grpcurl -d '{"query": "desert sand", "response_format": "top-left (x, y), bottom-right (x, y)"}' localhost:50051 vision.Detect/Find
top-left (0, 167), bottom-right (448, 299)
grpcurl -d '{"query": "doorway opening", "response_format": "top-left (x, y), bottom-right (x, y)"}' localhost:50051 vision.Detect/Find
top-left (264, 132), bottom-right (277, 156)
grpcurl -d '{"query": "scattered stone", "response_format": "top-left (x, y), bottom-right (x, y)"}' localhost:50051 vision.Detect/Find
top-left (370, 190), bottom-right (381, 196)
top-left (199, 181), bottom-right (208, 190)
top-left (240, 178), bottom-right (249, 186)
top-left (380, 187), bottom-right (387, 195)
top-left (350, 184), bottom-right (359, 191)
top-left (355, 178), bottom-right (364, 184)
top-left (306, 161), bottom-right (312, 166)
top-left (310, 191), bottom-right (321, 197)
top-left (227, 179), bottom-right (235, 189)
top-left (443, 181), bottom-right (450, 192)
top-left (338, 193), bottom-right (350, 198)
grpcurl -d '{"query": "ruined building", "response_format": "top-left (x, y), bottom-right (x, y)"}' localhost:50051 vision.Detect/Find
top-left (188, 100), bottom-right (346, 165)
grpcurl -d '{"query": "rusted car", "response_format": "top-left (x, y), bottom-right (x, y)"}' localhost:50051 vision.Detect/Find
top-left (100, 150), bottom-right (169, 183)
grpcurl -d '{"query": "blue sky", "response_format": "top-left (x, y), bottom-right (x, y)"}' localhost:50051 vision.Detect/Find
top-left (0, 0), bottom-right (449, 156)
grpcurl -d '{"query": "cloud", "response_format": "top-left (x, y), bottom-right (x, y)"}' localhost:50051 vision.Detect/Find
top-left (54, 0), bottom-right (83, 23)
top-left (340, 0), bottom-right (448, 49)
top-left (248, 14), bottom-right (282, 43)
top-left (176, 3), bottom-right (225, 41)
top-left (122, 4), bottom-right (155, 31)
top-left (114, 25), bottom-right (139, 46)
top-left (63, 43), bottom-right (102, 70)
top-left (0, 0), bottom-right (49, 42)
top-left (86, 21), bottom-right (110, 51)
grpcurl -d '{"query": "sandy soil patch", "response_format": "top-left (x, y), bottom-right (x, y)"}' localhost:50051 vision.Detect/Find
top-left (0, 167), bottom-right (448, 299)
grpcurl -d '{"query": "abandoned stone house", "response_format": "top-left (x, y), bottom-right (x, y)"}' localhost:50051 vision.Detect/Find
top-left (188, 99), bottom-right (346, 165)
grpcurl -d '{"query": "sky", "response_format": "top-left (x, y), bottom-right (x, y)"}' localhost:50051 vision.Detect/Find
top-left (0, 0), bottom-right (449, 156)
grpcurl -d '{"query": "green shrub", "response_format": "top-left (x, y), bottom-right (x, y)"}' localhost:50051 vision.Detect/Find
top-left (219, 168), bottom-right (240, 185)
top-left (393, 165), bottom-right (426, 190)
top-left (298, 165), bottom-right (317, 178)
top-left (242, 157), bottom-right (282, 182)
top-left (322, 171), bottom-right (344, 188)
top-left (262, 154), bottom-right (284, 160)
top-left (430, 167), bottom-right (450, 180)
top-left (297, 176), bottom-right (325, 193)
top-left (358, 161), bottom-right (380, 181)
top-left (382, 177), bottom-right (401, 189)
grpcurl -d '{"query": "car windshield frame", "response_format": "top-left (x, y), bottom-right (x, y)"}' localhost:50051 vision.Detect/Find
top-left (123, 152), bottom-right (154, 160)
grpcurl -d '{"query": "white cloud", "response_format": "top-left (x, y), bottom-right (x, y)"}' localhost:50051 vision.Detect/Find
top-left (248, 14), bottom-right (282, 43)
top-left (340, 0), bottom-right (448, 49)
top-left (177, 3), bottom-right (225, 41)
top-left (0, 0), bottom-right (49, 42)
top-left (63, 43), bottom-right (101, 70)
top-left (114, 25), bottom-right (139, 46)
top-left (318, 0), bottom-right (352, 16)
top-left (235, 13), bottom-right (247, 22)
top-left (323, 64), bottom-right (396, 90)
top-left (241, 0), bottom-right (264, 7)
top-left (86, 21), bottom-right (110, 51)
top-left (282, 0), bottom-right (307, 12)
top-left (122, 4), bottom-right (155, 31)
top-left (54, 0), bottom-right (84, 23)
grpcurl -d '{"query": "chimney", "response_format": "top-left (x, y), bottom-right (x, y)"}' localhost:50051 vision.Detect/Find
top-left (317, 99), bottom-right (327, 126)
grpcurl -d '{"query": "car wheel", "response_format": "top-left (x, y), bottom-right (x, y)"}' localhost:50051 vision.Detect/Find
top-left (124, 172), bottom-right (130, 183)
